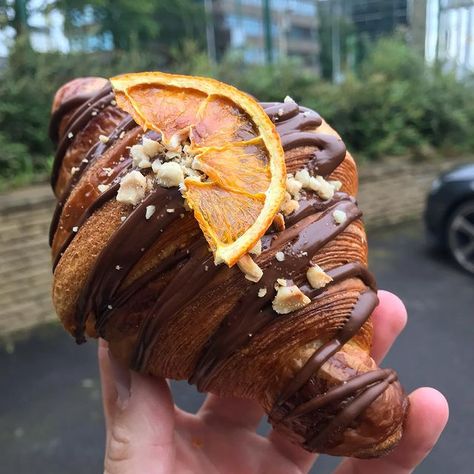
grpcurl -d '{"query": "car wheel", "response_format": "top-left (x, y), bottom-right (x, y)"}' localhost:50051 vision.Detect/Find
top-left (447, 200), bottom-right (474, 275)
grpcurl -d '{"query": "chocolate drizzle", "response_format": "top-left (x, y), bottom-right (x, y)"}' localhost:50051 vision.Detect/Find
top-left (262, 102), bottom-right (346, 176)
top-left (131, 241), bottom-right (222, 371)
top-left (262, 102), bottom-right (322, 135)
top-left (74, 188), bottom-right (184, 343)
top-left (52, 182), bottom-right (120, 271)
top-left (49, 93), bottom-right (96, 143)
top-left (189, 196), bottom-right (363, 389)
top-left (285, 368), bottom-right (394, 420)
top-left (276, 290), bottom-right (379, 406)
top-left (306, 369), bottom-right (397, 450)
top-left (50, 85), bottom-right (114, 189)
top-left (50, 83), bottom-right (397, 451)
top-left (49, 116), bottom-right (137, 247)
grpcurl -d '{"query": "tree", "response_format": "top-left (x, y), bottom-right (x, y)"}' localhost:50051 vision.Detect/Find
top-left (56, 0), bottom-right (206, 54)
top-left (317, 0), bottom-right (356, 81)
top-left (0, 0), bottom-right (33, 42)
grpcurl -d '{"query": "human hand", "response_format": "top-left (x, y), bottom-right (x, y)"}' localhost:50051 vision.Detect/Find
top-left (99, 290), bottom-right (449, 474)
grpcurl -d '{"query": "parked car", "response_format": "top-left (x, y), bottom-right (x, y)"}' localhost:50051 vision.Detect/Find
top-left (424, 163), bottom-right (474, 275)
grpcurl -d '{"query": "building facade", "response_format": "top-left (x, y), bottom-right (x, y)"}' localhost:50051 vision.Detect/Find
top-left (425, 0), bottom-right (474, 76)
top-left (210, 0), bottom-right (320, 70)
top-left (350, 0), bottom-right (409, 38)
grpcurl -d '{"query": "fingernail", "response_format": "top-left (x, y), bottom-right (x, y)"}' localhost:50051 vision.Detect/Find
top-left (108, 349), bottom-right (131, 409)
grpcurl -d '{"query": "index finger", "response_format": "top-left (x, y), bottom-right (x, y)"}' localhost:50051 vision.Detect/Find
top-left (371, 290), bottom-right (407, 363)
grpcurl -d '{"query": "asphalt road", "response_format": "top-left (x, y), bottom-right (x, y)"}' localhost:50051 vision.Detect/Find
top-left (0, 221), bottom-right (472, 474)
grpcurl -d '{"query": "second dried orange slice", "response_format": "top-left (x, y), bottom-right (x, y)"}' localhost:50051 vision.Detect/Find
top-left (110, 72), bottom-right (286, 266)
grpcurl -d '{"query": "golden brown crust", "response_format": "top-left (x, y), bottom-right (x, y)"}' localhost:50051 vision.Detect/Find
top-left (50, 77), bottom-right (407, 458)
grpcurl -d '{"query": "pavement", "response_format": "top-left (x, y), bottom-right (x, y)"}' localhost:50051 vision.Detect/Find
top-left (0, 220), bottom-right (472, 474)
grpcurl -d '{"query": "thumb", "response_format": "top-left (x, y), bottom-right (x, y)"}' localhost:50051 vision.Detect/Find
top-left (98, 339), bottom-right (176, 474)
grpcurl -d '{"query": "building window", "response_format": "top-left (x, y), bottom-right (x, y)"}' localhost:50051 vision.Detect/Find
top-left (288, 25), bottom-right (312, 41)
top-left (226, 14), bottom-right (263, 37)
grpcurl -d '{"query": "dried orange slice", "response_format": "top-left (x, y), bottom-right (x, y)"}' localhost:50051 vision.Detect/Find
top-left (110, 72), bottom-right (286, 266)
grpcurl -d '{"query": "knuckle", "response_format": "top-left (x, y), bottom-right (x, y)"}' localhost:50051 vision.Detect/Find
top-left (104, 423), bottom-right (134, 470)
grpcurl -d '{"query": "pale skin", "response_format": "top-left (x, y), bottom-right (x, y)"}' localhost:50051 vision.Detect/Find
top-left (99, 291), bottom-right (449, 474)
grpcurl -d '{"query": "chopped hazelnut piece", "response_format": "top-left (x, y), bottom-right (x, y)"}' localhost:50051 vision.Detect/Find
top-left (306, 264), bottom-right (333, 289)
top-left (67, 132), bottom-right (74, 139)
top-left (308, 176), bottom-right (334, 200)
top-left (139, 159), bottom-right (152, 169)
top-left (249, 240), bottom-right (262, 256)
top-left (272, 284), bottom-right (311, 314)
top-left (273, 213), bottom-right (285, 231)
top-left (142, 137), bottom-right (164, 157)
top-left (295, 169), bottom-right (310, 187)
top-left (145, 205), bottom-right (156, 220)
top-left (258, 287), bottom-right (267, 297)
top-left (165, 150), bottom-right (181, 161)
top-left (72, 226), bottom-right (78, 232)
top-left (152, 159), bottom-right (162, 174)
top-left (130, 144), bottom-right (149, 167)
top-left (275, 251), bottom-right (285, 262)
top-left (333, 209), bottom-right (347, 225)
top-left (166, 208), bottom-right (175, 213)
top-left (286, 176), bottom-right (303, 197)
top-left (284, 95), bottom-right (296, 104)
top-left (71, 166), bottom-right (79, 175)
top-left (98, 184), bottom-right (109, 193)
top-left (183, 166), bottom-right (200, 178)
top-left (156, 162), bottom-right (184, 188)
top-left (237, 254), bottom-right (263, 283)
top-left (281, 199), bottom-right (299, 216)
top-left (191, 157), bottom-right (204, 171)
top-left (145, 176), bottom-right (155, 192)
top-left (99, 134), bottom-right (109, 144)
top-left (276, 278), bottom-right (287, 287)
top-left (168, 133), bottom-right (183, 150)
top-left (116, 170), bottom-right (147, 205)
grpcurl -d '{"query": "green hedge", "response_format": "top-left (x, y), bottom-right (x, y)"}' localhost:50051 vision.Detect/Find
top-left (0, 38), bottom-right (157, 189)
top-left (211, 38), bottom-right (474, 160)
top-left (1, 36), bottom-right (473, 188)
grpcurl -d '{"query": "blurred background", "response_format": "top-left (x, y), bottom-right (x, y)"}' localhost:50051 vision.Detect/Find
top-left (0, 0), bottom-right (473, 473)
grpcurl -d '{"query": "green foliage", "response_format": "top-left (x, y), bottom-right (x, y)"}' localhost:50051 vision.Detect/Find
top-left (317, 3), bottom-right (357, 81)
top-left (314, 37), bottom-right (474, 159)
top-left (0, 131), bottom-right (32, 181)
top-left (56, 0), bottom-right (206, 52)
top-left (203, 37), bottom-right (474, 161)
top-left (0, 36), bottom-right (159, 183)
top-left (1, 34), bottom-right (474, 188)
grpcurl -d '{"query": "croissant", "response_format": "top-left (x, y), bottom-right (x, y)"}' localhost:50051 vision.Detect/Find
top-left (49, 75), bottom-right (408, 458)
